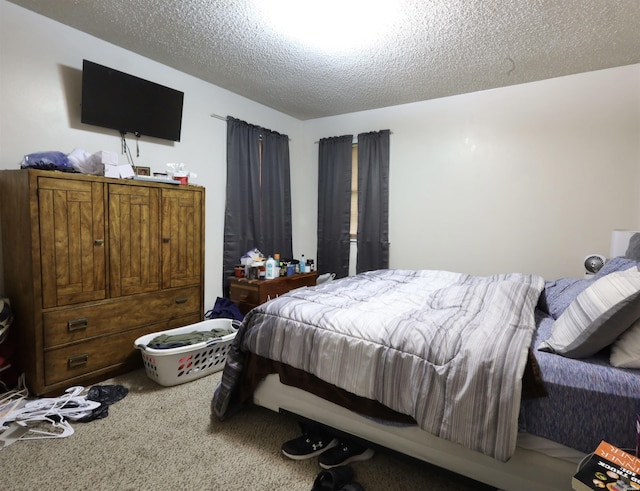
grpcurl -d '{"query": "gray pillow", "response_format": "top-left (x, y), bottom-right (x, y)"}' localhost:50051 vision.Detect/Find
top-left (593, 255), bottom-right (640, 279)
top-left (610, 318), bottom-right (640, 368)
top-left (538, 268), bottom-right (640, 358)
top-left (625, 233), bottom-right (640, 261)
top-left (540, 277), bottom-right (593, 319)
top-left (539, 257), bottom-right (640, 319)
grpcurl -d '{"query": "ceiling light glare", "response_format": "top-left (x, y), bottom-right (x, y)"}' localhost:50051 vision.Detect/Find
top-left (257, 0), bottom-right (402, 54)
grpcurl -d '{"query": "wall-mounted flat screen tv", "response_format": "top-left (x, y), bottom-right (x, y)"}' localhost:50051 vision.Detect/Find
top-left (81, 59), bottom-right (184, 142)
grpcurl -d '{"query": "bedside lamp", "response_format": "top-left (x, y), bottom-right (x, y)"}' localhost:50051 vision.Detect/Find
top-left (610, 230), bottom-right (640, 259)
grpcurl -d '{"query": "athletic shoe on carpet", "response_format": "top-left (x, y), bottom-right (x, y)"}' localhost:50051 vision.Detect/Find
top-left (281, 431), bottom-right (338, 460)
top-left (318, 441), bottom-right (375, 469)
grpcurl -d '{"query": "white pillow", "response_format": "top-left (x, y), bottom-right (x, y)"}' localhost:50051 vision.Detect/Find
top-left (538, 268), bottom-right (640, 358)
top-left (610, 319), bottom-right (640, 368)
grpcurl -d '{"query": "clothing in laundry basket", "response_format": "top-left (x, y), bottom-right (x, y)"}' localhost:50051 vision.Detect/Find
top-left (147, 327), bottom-right (235, 349)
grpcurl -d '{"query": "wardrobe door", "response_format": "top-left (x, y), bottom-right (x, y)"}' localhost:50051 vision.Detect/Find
top-left (161, 187), bottom-right (203, 289)
top-left (109, 184), bottom-right (161, 296)
top-left (39, 177), bottom-right (106, 308)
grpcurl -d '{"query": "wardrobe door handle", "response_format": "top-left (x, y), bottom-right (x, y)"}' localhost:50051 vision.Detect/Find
top-left (94, 239), bottom-right (104, 246)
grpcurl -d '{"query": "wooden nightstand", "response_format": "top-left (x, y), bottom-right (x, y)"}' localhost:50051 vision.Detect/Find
top-left (228, 272), bottom-right (317, 314)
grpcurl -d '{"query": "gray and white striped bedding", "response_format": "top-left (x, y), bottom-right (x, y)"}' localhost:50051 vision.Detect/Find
top-left (213, 269), bottom-right (545, 461)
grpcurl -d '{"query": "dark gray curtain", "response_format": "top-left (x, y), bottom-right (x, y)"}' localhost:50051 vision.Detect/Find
top-left (317, 135), bottom-right (353, 278)
top-left (223, 117), bottom-right (292, 292)
top-left (260, 128), bottom-right (293, 259)
top-left (356, 130), bottom-right (390, 273)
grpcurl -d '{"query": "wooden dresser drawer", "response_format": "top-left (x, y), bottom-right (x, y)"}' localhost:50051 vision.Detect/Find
top-left (229, 283), bottom-right (261, 310)
top-left (44, 313), bottom-right (201, 386)
top-left (228, 272), bottom-right (317, 314)
top-left (261, 274), bottom-right (316, 299)
top-left (43, 286), bottom-right (201, 348)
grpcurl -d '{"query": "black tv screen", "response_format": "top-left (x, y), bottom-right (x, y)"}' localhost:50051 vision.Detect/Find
top-left (81, 60), bottom-right (184, 142)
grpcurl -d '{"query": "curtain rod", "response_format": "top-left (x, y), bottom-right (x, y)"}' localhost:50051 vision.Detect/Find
top-left (314, 131), bottom-right (392, 144)
top-left (211, 112), bottom-right (292, 141)
top-left (212, 113), bottom-right (391, 144)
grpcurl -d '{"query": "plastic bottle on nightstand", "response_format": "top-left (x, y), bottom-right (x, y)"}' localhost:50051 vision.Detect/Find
top-left (299, 254), bottom-right (306, 273)
top-left (265, 256), bottom-right (277, 280)
top-left (273, 253), bottom-right (281, 277)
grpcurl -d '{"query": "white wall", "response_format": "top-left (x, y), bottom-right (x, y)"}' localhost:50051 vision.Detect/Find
top-left (2, 1), bottom-right (640, 303)
top-left (0, 1), bottom-right (306, 305)
top-left (303, 65), bottom-right (640, 278)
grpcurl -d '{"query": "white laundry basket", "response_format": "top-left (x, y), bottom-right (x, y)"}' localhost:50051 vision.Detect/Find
top-left (134, 318), bottom-right (239, 386)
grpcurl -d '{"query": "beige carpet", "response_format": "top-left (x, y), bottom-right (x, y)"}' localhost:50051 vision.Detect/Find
top-left (0, 369), bottom-right (494, 490)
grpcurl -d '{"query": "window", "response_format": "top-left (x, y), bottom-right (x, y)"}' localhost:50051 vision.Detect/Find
top-left (350, 144), bottom-right (358, 238)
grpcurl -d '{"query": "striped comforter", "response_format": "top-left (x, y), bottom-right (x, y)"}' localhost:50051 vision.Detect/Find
top-left (213, 269), bottom-right (545, 461)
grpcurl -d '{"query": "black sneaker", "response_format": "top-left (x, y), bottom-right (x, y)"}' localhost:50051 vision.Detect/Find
top-left (281, 431), bottom-right (338, 460)
top-left (318, 441), bottom-right (375, 469)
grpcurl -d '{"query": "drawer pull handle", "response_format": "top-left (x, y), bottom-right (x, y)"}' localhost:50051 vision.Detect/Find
top-left (68, 354), bottom-right (89, 368)
top-left (94, 239), bottom-right (104, 246)
top-left (68, 317), bottom-right (88, 331)
top-left (175, 297), bottom-right (188, 304)
top-left (163, 237), bottom-right (171, 243)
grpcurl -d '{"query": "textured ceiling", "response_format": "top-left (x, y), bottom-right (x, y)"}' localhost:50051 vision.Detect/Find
top-left (8, 0), bottom-right (640, 120)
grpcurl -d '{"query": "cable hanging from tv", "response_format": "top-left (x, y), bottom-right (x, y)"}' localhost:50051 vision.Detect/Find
top-left (119, 131), bottom-right (138, 165)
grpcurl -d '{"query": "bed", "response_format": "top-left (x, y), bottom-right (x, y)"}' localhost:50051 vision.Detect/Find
top-left (212, 259), bottom-right (640, 491)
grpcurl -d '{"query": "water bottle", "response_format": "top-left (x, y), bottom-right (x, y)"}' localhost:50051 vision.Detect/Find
top-left (273, 253), bottom-right (281, 277)
top-left (265, 256), bottom-right (277, 279)
top-left (299, 254), bottom-right (306, 273)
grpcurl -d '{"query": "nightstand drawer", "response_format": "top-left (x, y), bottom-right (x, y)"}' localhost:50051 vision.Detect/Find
top-left (228, 272), bottom-right (317, 314)
top-left (229, 283), bottom-right (261, 307)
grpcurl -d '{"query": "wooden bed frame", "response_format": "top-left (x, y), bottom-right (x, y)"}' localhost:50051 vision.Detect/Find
top-left (253, 374), bottom-right (583, 491)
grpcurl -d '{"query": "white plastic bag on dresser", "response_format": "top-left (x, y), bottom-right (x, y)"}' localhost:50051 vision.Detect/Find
top-left (67, 148), bottom-right (104, 175)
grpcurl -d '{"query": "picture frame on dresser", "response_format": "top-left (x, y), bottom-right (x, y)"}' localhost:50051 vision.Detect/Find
top-left (135, 166), bottom-right (151, 176)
